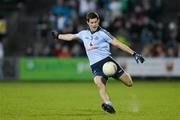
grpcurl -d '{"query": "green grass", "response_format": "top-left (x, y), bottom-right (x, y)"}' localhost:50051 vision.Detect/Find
top-left (0, 81), bottom-right (180, 120)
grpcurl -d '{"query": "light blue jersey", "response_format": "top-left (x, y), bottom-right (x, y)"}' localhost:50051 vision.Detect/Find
top-left (75, 27), bottom-right (115, 65)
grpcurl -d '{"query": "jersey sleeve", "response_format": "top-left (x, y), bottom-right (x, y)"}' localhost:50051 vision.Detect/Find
top-left (101, 29), bottom-right (115, 43)
top-left (75, 31), bottom-right (83, 41)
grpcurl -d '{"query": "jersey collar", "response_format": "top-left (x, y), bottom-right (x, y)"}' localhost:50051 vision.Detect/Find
top-left (88, 26), bottom-right (101, 34)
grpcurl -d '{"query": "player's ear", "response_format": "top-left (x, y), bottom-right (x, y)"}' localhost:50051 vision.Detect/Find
top-left (86, 21), bottom-right (89, 25)
top-left (97, 19), bottom-right (100, 24)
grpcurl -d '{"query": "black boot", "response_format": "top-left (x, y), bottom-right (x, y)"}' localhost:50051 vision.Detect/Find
top-left (101, 103), bottom-right (116, 114)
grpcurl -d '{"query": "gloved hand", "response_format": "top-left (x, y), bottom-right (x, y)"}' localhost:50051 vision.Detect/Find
top-left (133, 52), bottom-right (145, 64)
top-left (51, 31), bottom-right (59, 39)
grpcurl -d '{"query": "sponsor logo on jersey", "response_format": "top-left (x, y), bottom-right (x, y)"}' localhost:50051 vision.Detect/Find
top-left (87, 41), bottom-right (98, 51)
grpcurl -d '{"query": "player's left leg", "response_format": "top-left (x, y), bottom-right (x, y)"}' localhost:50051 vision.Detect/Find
top-left (118, 71), bottom-right (133, 87)
top-left (110, 58), bottom-right (133, 87)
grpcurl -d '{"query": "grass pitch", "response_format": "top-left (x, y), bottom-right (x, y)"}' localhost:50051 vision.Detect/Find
top-left (0, 80), bottom-right (179, 120)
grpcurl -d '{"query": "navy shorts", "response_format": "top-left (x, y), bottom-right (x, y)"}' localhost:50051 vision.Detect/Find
top-left (90, 57), bottom-right (124, 80)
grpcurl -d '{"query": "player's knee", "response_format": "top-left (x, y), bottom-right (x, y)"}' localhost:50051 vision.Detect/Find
top-left (94, 77), bottom-right (106, 89)
top-left (95, 81), bottom-right (105, 89)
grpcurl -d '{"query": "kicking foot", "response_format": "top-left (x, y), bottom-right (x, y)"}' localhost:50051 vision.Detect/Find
top-left (101, 103), bottom-right (116, 114)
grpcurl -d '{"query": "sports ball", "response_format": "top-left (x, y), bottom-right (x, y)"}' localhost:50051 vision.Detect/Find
top-left (102, 61), bottom-right (117, 76)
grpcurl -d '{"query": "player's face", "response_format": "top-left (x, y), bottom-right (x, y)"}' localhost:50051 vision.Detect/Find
top-left (87, 18), bottom-right (100, 32)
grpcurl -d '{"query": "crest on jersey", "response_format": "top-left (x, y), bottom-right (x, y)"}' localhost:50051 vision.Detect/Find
top-left (89, 41), bottom-right (93, 47)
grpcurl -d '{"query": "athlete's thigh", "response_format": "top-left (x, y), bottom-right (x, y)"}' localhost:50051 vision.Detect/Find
top-left (118, 72), bottom-right (133, 87)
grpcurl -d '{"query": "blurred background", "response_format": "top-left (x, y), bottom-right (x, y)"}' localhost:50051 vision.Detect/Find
top-left (0, 0), bottom-right (180, 80)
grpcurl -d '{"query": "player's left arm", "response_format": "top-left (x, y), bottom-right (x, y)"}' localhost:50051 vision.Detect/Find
top-left (111, 39), bottom-right (145, 63)
top-left (111, 39), bottom-right (134, 55)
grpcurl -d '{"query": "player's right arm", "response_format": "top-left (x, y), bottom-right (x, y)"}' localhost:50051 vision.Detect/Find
top-left (58, 34), bottom-right (78, 41)
top-left (52, 31), bottom-right (78, 41)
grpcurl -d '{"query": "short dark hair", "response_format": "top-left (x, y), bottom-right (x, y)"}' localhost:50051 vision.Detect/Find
top-left (86, 12), bottom-right (99, 22)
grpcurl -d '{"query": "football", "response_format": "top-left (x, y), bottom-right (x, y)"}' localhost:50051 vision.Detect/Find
top-left (102, 61), bottom-right (117, 76)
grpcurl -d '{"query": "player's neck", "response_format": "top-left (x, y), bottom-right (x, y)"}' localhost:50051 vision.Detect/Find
top-left (89, 26), bottom-right (101, 34)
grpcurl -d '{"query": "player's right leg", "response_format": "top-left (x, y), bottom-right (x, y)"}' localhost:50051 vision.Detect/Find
top-left (91, 57), bottom-right (117, 113)
top-left (93, 76), bottom-right (109, 103)
top-left (93, 76), bottom-right (116, 113)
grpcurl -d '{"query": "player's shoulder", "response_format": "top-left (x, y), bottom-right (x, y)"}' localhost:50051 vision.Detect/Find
top-left (99, 27), bottom-right (109, 34)
top-left (99, 27), bottom-right (114, 39)
top-left (78, 29), bottom-right (89, 34)
top-left (99, 27), bottom-right (107, 31)
top-left (81, 29), bottom-right (89, 32)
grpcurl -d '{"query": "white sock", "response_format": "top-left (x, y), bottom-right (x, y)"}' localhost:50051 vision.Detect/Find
top-left (105, 101), bottom-right (113, 106)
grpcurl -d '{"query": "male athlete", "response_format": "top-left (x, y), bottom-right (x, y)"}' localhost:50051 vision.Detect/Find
top-left (52, 12), bottom-right (145, 114)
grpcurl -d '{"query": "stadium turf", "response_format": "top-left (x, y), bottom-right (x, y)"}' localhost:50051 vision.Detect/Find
top-left (0, 80), bottom-right (179, 120)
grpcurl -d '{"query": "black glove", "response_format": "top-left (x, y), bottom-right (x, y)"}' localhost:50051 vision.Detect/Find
top-left (133, 52), bottom-right (145, 64)
top-left (51, 31), bottom-right (59, 39)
